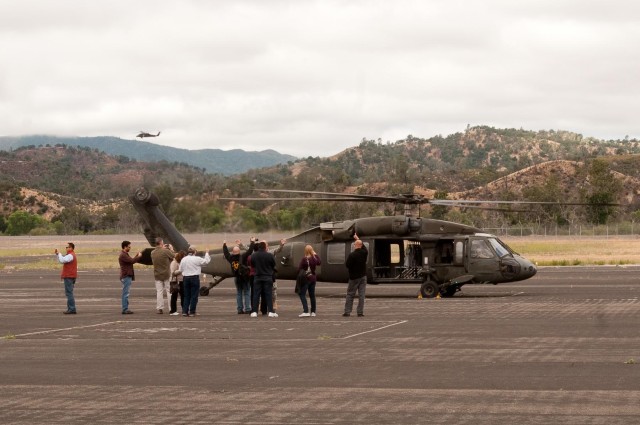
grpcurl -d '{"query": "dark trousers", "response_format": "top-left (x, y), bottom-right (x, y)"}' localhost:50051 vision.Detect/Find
top-left (252, 277), bottom-right (274, 314)
top-left (250, 276), bottom-right (268, 314)
top-left (183, 275), bottom-right (200, 315)
top-left (298, 281), bottom-right (316, 313)
top-left (344, 276), bottom-right (367, 315)
top-left (170, 281), bottom-right (184, 314)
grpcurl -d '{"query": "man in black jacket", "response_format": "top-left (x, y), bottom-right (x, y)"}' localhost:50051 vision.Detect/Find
top-left (250, 241), bottom-right (278, 318)
top-left (343, 234), bottom-right (368, 317)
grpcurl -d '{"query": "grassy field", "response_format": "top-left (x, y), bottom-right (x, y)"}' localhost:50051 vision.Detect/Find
top-left (506, 237), bottom-right (640, 266)
top-left (0, 234), bottom-right (639, 270)
top-left (0, 233), bottom-right (286, 271)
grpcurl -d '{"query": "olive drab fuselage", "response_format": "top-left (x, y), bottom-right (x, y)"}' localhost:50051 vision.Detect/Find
top-left (130, 188), bottom-right (537, 298)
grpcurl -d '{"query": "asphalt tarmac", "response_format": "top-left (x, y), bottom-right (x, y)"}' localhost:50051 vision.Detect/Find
top-left (2, 266), bottom-right (640, 424)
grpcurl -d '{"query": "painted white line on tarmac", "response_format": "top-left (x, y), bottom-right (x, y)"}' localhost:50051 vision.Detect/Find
top-left (341, 320), bottom-right (408, 339)
top-left (15, 321), bottom-right (120, 338)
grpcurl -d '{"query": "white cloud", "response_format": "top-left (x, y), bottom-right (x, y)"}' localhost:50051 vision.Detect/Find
top-left (1, 0), bottom-right (640, 157)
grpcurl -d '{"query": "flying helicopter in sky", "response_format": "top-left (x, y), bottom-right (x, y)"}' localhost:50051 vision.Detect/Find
top-left (136, 131), bottom-right (161, 138)
top-left (127, 186), bottom-right (608, 298)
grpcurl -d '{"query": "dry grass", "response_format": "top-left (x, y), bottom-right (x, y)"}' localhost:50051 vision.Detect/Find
top-left (506, 237), bottom-right (640, 266)
top-left (0, 233), bottom-right (288, 271)
top-left (0, 234), bottom-right (639, 270)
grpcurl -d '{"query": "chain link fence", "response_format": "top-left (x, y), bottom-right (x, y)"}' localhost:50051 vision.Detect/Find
top-left (482, 222), bottom-right (640, 238)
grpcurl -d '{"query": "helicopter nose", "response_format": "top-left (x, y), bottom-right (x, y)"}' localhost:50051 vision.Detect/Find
top-left (520, 260), bottom-right (537, 278)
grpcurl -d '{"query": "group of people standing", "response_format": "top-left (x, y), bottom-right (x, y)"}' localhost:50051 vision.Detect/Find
top-left (218, 233), bottom-right (368, 318)
top-left (55, 233), bottom-right (369, 318)
top-left (223, 237), bottom-right (281, 317)
top-left (134, 238), bottom-right (210, 316)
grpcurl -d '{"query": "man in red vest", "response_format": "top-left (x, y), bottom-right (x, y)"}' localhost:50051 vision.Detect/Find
top-left (55, 242), bottom-right (78, 314)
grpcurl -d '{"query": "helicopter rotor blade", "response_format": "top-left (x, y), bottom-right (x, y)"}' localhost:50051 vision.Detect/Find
top-left (220, 197), bottom-right (531, 213)
top-left (431, 200), bottom-right (619, 207)
top-left (250, 189), bottom-right (427, 204)
top-left (220, 189), bottom-right (618, 210)
top-left (218, 197), bottom-right (388, 202)
top-left (444, 204), bottom-right (531, 213)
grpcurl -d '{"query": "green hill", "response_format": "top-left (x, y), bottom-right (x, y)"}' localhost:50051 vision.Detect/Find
top-left (0, 135), bottom-right (296, 175)
top-left (2, 126), bottom-right (640, 235)
top-left (235, 126), bottom-right (640, 194)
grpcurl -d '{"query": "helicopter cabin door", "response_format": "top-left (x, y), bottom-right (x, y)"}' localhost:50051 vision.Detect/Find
top-left (431, 239), bottom-right (466, 281)
top-left (370, 239), bottom-right (422, 283)
top-left (467, 237), bottom-right (501, 281)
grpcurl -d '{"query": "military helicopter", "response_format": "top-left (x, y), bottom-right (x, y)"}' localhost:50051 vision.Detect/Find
top-left (128, 186), bottom-right (557, 298)
top-left (136, 131), bottom-right (161, 138)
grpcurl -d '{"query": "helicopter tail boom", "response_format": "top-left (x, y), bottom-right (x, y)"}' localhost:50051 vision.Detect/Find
top-left (129, 187), bottom-right (190, 252)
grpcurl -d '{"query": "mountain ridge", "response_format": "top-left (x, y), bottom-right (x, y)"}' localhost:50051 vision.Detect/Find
top-left (0, 135), bottom-right (296, 175)
top-left (2, 126), bottom-right (640, 234)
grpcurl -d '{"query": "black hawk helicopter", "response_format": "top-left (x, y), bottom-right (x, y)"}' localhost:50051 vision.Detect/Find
top-left (128, 186), bottom-right (602, 298)
top-left (136, 131), bottom-right (161, 138)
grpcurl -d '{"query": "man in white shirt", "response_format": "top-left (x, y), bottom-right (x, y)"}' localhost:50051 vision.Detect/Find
top-left (178, 246), bottom-right (211, 316)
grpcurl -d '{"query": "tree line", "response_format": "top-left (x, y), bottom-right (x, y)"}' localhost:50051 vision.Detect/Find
top-left (1, 127), bottom-right (640, 236)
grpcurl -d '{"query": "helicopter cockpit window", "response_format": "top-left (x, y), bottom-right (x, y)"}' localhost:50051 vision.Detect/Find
top-left (487, 238), bottom-right (510, 258)
top-left (470, 239), bottom-right (494, 259)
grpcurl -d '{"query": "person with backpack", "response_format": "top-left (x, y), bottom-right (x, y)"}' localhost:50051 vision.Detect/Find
top-left (223, 238), bottom-right (256, 314)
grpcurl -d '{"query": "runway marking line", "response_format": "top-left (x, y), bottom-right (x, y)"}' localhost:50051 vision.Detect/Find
top-left (341, 320), bottom-right (408, 339)
top-left (14, 321), bottom-right (120, 338)
top-left (11, 319), bottom-right (408, 340)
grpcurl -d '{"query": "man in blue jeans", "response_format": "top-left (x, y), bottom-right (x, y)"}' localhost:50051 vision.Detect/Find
top-left (118, 240), bottom-right (142, 314)
top-left (178, 246), bottom-right (211, 316)
top-left (55, 242), bottom-right (78, 314)
top-left (223, 238), bottom-right (255, 314)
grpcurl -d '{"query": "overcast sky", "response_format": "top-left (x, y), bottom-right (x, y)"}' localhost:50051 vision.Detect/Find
top-left (1, 0), bottom-right (639, 158)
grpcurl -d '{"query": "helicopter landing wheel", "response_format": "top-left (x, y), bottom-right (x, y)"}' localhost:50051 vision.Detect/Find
top-left (200, 286), bottom-right (210, 297)
top-left (420, 280), bottom-right (439, 298)
top-left (439, 285), bottom-right (458, 298)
